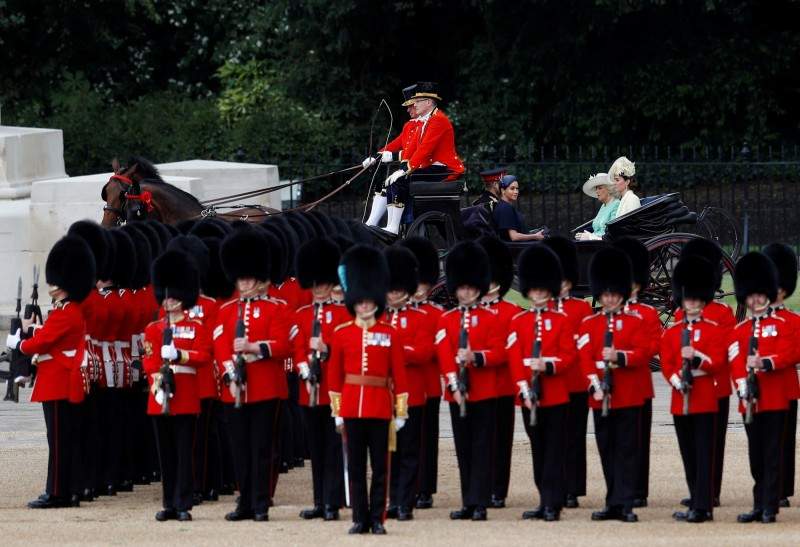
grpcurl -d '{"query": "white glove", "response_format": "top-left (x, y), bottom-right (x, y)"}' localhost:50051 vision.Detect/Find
top-left (384, 168), bottom-right (406, 187)
top-left (576, 231), bottom-right (601, 241)
top-left (362, 156), bottom-right (377, 169)
top-left (6, 328), bottom-right (21, 351)
top-left (297, 362), bottom-right (310, 380)
top-left (736, 378), bottom-right (748, 399)
top-left (394, 417), bottom-right (406, 432)
top-left (161, 343), bottom-right (178, 361)
top-left (334, 416), bottom-right (344, 429)
top-left (380, 151), bottom-right (393, 163)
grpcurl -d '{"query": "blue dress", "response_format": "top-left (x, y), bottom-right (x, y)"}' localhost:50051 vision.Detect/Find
top-left (493, 201), bottom-right (527, 241)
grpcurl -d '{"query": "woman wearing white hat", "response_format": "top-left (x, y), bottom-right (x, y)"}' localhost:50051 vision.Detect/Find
top-left (608, 156), bottom-right (640, 219)
top-left (575, 173), bottom-right (619, 241)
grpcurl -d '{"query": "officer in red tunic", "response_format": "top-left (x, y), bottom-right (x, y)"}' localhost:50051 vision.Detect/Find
top-left (383, 246), bottom-right (434, 521)
top-left (578, 247), bottom-right (649, 523)
top-left (732, 252), bottom-right (794, 523)
top-left (8, 236), bottom-right (95, 508)
top-left (614, 237), bottom-right (662, 507)
top-left (398, 236), bottom-right (444, 510)
top-left (509, 244), bottom-right (576, 521)
top-left (328, 245), bottom-right (410, 535)
top-left (436, 241), bottom-right (504, 521)
top-left (662, 256), bottom-right (727, 523)
top-left (477, 235), bottom-right (521, 509)
top-left (143, 250), bottom-right (212, 522)
top-left (763, 243), bottom-right (800, 507)
top-left (674, 239), bottom-right (735, 508)
top-left (292, 237), bottom-right (349, 521)
top-left (543, 236), bottom-right (593, 508)
top-left (213, 228), bottom-right (292, 522)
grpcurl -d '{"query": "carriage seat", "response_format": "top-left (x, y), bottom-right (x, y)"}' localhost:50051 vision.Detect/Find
top-left (409, 179), bottom-right (465, 219)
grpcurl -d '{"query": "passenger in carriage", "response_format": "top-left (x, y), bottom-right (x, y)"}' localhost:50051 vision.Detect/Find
top-left (608, 156), bottom-right (641, 219)
top-left (472, 167), bottom-right (505, 212)
top-left (493, 175), bottom-right (545, 242)
top-left (575, 173), bottom-right (619, 241)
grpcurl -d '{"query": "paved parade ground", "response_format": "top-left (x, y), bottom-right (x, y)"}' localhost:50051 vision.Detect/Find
top-left (1, 379), bottom-right (798, 546)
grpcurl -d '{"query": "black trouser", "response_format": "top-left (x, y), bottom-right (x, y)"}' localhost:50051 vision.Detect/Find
top-left (674, 412), bottom-right (716, 512)
top-left (522, 403), bottom-right (567, 509)
top-left (43, 400), bottom-right (75, 498)
top-left (194, 398), bottom-right (223, 495)
top-left (593, 406), bottom-right (641, 509)
top-left (287, 371), bottom-right (307, 460)
top-left (225, 399), bottom-right (280, 514)
top-left (390, 406), bottom-right (423, 509)
top-left (565, 392), bottom-right (589, 497)
top-left (217, 402), bottom-right (236, 489)
top-left (279, 374), bottom-right (294, 469)
top-left (491, 395), bottom-right (515, 501)
top-left (95, 388), bottom-right (122, 489)
top-left (78, 393), bottom-right (98, 493)
top-left (780, 399), bottom-right (797, 499)
top-left (130, 387), bottom-right (154, 482)
top-left (303, 404), bottom-right (344, 508)
top-left (153, 414), bottom-right (196, 512)
top-left (450, 398), bottom-right (496, 508)
top-left (635, 398), bottom-right (652, 501)
top-left (418, 396), bottom-right (440, 496)
top-left (713, 396), bottom-right (729, 500)
top-left (345, 418), bottom-right (389, 526)
top-left (68, 401), bottom-right (85, 497)
top-left (386, 166), bottom-right (449, 225)
top-left (121, 388), bottom-right (141, 484)
top-left (745, 410), bottom-right (786, 514)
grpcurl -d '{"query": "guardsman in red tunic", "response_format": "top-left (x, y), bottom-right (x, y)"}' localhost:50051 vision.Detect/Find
top-left (763, 243), bottom-right (800, 507)
top-left (378, 81), bottom-right (465, 234)
top-left (399, 236), bottom-right (444, 510)
top-left (477, 235), bottom-right (521, 509)
top-left (578, 247), bottom-right (650, 523)
top-left (731, 252), bottom-right (794, 523)
top-left (8, 236), bottom-right (95, 508)
top-left (674, 238), bottom-right (735, 508)
top-left (328, 245), bottom-right (410, 535)
top-left (143, 250), bottom-right (212, 522)
top-left (509, 244), bottom-right (576, 521)
top-left (662, 256), bottom-right (727, 523)
top-left (614, 237), bottom-right (662, 508)
top-left (213, 228), bottom-right (292, 522)
top-left (544, 236), bottom-right (593, 508)
top-left (436, 241), bottom-right (504, 521)
top-left (364, 84), bottom-right (421, 228)
top-left (292, 238), bottom-right (349, 521)
top-left (383, 246), bottom-right (434, 522)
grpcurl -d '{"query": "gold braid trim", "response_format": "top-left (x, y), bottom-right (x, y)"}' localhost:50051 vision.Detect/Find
top-left (329, 391), bottom-right (342, 417)
top-left (395, 392), bottom-right (409, 419)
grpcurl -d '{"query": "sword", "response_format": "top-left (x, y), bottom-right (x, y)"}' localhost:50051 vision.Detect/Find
top-left (341, 426), bottom-right (351, 507)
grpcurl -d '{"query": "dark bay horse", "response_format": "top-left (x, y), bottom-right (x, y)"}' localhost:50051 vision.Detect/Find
top-left (100, 157), bottom-right (279, 227)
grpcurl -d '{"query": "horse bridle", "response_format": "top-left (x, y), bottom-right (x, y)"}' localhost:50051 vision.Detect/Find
top-left (103, 174), bottom-right (153, 225)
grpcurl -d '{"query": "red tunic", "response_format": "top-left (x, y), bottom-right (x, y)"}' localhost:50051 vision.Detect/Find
top-left (143, 317), bottom-right (212, 415)
top-left (327, 320), bottom-right (409, 420)
top-left (213, 295), bottom-right (292, 404)
top-left (408, 109), bottom-right (465, 180)
top-left (507, 308), bottom-right (575, 407)
top-left (383, 306), bottom-right (435, 407)
top-left (79, 290), bottom-right (109, 385)
top-left (660, 317), bottom-right (727, 414)
top-left (484, 299), bottom-right (523, 398)
top-left (415, 301), bottom-right (444, 399)
top-left (380, 119), bottom-right (420, 160)
top-left (625, 301), bottom-right (662, 400)
top-left (435, 305), bottom-right (505, 403)
top-left (269, 278), bottom-right (312, 312)
top-left (771, 306), bottom-right (800, 400)
top-left (551, 296), bottom-right (593, 393)
top-left (292, 301), bottom-right (351, 406)
top-left (20, 302), bottom-right (86, 403)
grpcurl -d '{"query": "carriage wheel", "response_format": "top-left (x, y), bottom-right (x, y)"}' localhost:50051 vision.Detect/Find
top-left (406, 211), bottom-right (459, 253)
top-left (641, 232), bottom-right (743, 371)
top-left (695, 206), bottom-right (742, 262)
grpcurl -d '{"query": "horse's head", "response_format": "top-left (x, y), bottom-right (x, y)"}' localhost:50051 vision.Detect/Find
top-left (100, 159), bottom-right (154, 226)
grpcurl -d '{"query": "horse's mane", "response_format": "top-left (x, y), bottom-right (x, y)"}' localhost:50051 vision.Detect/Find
top-left (128, 155), bottom-right (164, 183)
top-left (142, 179), bottom-right (204, 209)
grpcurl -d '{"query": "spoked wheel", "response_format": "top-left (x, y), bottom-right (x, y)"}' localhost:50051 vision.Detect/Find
top-left (641, 232), bottom-right (743, 371)
top-left (428, 277), bottom-right (456, 309)
top-left (406, 211), bottom-right (459, 252)
top-left (696, 206), bottom-right (742, 262)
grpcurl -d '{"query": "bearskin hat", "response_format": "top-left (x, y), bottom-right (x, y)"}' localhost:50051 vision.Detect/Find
top-left (163, 223), bottom-right (180, 238)
top-left (543, 235), bottom-right (579, 288)
top-left (146, 220), bottom-right (173, 251)
top-left (518, 244), bottom-right (563, 298)
top-left (128, 220), bottom-right (163, 257)
top-left (286, 211), bottom-right (316, 244)
top-left (680, 238), bottom-right (723, 289)
top-left (445, 241), bottom-right (491, 296)
top-left (167, 235), bottom-right (210, 288)
top-left (120, 224), bottom-right (152, 288)
top-left (735, 251), bottom-right (778, 304)
top-left (330, 216), bottom-right (353, 240)
top-left (201, 236), bottom-right (234, 299)
top-left (100, 229), bottom-right (117, 282)
top-left (613, 237), bottom-right (650, 290)
top-left (191, 219), bottom-right (230, 240)
top-left (763, 243), bottom-right (798, 298)
top-left (221, 228), bottom-right (271, 282)
top-left (399, 236), bottom-right (440, 287)
top-left (108, 228), bottom-right (138, 289)
top-left (152, 249), bottom-right (200, 309)
top-left (265, 216), bottom-right (300, 276)
top-left (67, 220), bottom-right (108, 282)
top-left (303, 211), bottom-right (327, 239)
top-left (339, 244), bottom-right (389, 317)
top-left (259, 222), bottom-right (289, 283)
top-left (333, 234), bottom-right (354, 255)
top-left (672, 255), bottom-right (717, 307)
top-left (176, 219), bottom-right (197, 234)
top-left (308, 210), bottom-right (337, 236)
top-left (296, 237), bottom-right (342, 289)
top-left (477, 235), bottom-right (514, 297)
top-left (45, 235), bottom-right (96, 302)
top-left (589, 247), bottom-right (633, 300)
top-left (384, 246), bottom-right (419, 296)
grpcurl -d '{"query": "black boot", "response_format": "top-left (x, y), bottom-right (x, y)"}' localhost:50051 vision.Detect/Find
top-left (591, 506), bottom-right (622, 521)
top-left (323, 505), bottom-right (340, 521)
top-left (225, 508), bottom-right (255, 521)
top-left (299, 505), bottom-right (324, 519)
top-left (490, 495), bottom-right (505, 508)
top-left (415, 493), bottom-right (433, 509)
top-left (177, 511), bottom-right (192, 522)
top-left (371, 522), bottom-right (387, 534)
top-left (397, 507), bottom-right (414, 521)
top-left (471, 506), bottom-right (488, 521)
top-left (737, 510), bottom-right (762, 523)
top-left (27, 495), bottom-right (71, 509)
top-left (449, 506), bottom-right (474, 520)
top-left (686, 509), bottom-right (712, 523)
top-left (348, 522), bottom-right (369, 534)
top-left (564, 494), bottom-right (579, 508)
top-left (522, 506), bottom-right (544, 520)
top-left (155, 509), bottom-right (177, 521)
top-left (543, 507), bottom-right (560, 521)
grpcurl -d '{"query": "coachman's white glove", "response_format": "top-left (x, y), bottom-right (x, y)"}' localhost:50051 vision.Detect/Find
top-left (394, 417), bottom-right (406, 432)
top-left (384, 168), bottom-right (406, 188)
top-left (380, 151), bottom-right (393, 163)
top-left (161, 343), bottom-right (178, 361)
top-left (362, 156), bottom-right (377, 169)
top-left (6, 328), bottom-right (21, 351)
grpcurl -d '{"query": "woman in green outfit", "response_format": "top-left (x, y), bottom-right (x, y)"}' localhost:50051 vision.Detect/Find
top-left (575, 173), bottom-right (619, 241)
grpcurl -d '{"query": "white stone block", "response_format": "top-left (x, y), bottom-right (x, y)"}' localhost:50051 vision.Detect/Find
top-left (0, 126), bottom-right (67, 198)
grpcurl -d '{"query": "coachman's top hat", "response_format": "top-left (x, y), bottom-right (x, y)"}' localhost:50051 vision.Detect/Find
top-left (401, 84), bottom-right (418, 107)
top-left (409, 81), bottom-right (442, 103)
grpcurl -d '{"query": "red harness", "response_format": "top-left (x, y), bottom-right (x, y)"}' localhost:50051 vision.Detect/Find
top-left (110, 175), bottom-right (155, 212)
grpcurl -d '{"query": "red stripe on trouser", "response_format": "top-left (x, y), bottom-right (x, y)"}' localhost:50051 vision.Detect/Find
top-left (54, 403), bottom-right (60, 496)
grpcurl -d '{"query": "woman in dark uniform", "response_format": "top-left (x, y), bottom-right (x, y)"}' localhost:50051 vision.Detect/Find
top-left (492, 175), bottom-right (544, 242)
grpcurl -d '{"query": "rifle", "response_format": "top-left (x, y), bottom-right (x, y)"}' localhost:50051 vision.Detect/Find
top-left (24, 266), bottom-right (43, 384)
top-left (233, 302), bottom-right (247, 409)
top-left (529, 309), bottom-right (543, 427)
top-left (601, 312), bottom-right (614, 417)
top-left (457, 308), bottom-right (469, 418)
top-left (158, 310), bottom-right (175, 415)
top-left (3, 277), bottom-right (26, 402)
top-left (680, 320), bottom-right (693, 415)
top-left (744, 318), bottom-right (760, 425)
top-left (308, 303), bottom-right (323, 407)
